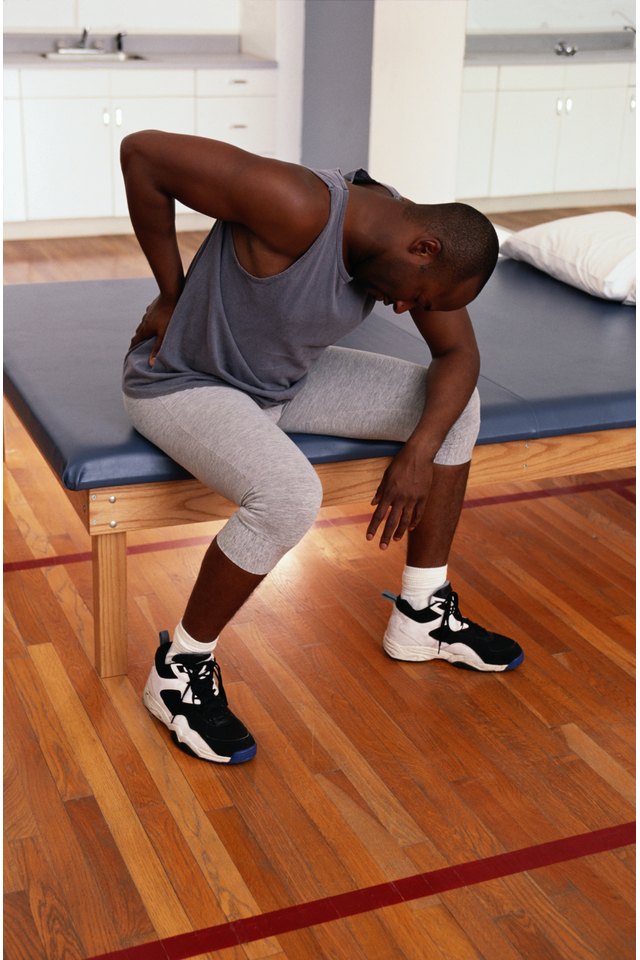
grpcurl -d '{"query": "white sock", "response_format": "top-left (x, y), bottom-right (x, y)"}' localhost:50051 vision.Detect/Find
top-left (168, 620), bottom-right (218, 659)
top-left (401, 564), bottom-right (448, 611)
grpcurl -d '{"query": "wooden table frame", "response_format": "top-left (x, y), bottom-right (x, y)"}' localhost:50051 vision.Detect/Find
top-left (53, 426), bottom-right (635, 677)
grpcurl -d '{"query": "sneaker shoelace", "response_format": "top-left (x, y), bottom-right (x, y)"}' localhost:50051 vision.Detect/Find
top-left (440, 589), bottom-right (499, 640)
top-left (172, 655), bottom-right (232, 723)
top-left (439, 590), bottom-right (472, 633)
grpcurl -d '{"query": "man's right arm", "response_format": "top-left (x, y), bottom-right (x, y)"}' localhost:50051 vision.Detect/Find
top-left (120, 131), bottom-right (327, 359)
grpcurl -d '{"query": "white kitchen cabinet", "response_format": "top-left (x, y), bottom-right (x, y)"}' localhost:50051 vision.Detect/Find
top-left (23, 96), bottom-right (114, 219)
top-left (4, 71), bottom-right (27, 222)
top-left (554, 86), bottom-right (627, 192)
top-left (196, 68), bottom-right (277, 155)
top-left (108, 70), bottom-right (196, 217)
top-left (617, 79), bottom-right (636, 189)
top-left (110, 98), bottom-right (195, 216)
top-left (457, 61), bottom-right (635, 199)
top-left (196, 68), bottom-right (278, 99)
top-left (554, 63), bottom-right (629, 193)
top-left (455, 67), bottom-right (498, 199)
top-left (8, 64), bottom-right (278, 227)
top-left (19, 68), bottom-right (196, 222)
top-left (490, 65), bottom-right (566, 197)
top-left (490, 88), bottom-right (562, 196)
top-left (196, 97), bottom-right (276, 155)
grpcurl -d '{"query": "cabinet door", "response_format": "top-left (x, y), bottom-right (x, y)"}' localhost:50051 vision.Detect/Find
top-left (617, 87), bottom-right (636, 189)
top-left (22, 98), bottom-right (112, 219)
top-left (456, 90), bottom-right (496, 199)
top-left (490, 90), bottom-right (561, 196)
top-left (196, 97), bottom-right (276, 155)
top-left (4, 99), bottom-right (26, 221)
top-left (555, 87), bottom-right (627, 192)
top-left (110, 98), bottom-right (196, 217)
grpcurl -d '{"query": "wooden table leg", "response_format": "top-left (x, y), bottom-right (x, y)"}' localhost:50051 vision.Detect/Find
top-left (92, 531), bottom-right (128, 677)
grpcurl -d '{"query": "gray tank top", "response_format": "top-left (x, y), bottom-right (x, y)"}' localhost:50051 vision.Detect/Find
top-left (123, 168), bottom-right (397, 406)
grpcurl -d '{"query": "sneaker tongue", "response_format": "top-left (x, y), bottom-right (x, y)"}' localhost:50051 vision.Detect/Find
top-left (431, 584), bottom-right (471, 631)
top-left (170, 652), bottom-right (221, 698)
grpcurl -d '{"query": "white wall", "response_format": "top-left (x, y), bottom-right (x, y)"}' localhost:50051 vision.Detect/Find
top-left (241, 0), bottom-right (305, 164)
top-left (369, 0), bottom-right (467, 203)
top-left (466, 0), bottom-right (636, 33)
top-left (241, 0), bottom-right (277, 56)
top-left (3, 0), bottom-right (241, 33)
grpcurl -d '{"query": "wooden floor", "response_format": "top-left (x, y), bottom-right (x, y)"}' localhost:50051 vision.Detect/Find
top-left (3, 221), bottom-right (636, 960)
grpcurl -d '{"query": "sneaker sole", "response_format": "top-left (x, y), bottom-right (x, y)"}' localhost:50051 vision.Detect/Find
top-left (383, 638), bottom-right (525, 672)
top-left (143, 686), bottom-right (257, 764)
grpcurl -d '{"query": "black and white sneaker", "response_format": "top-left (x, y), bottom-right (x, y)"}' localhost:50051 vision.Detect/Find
top-left (143, 632), bottom-right (257, 763)
top-left (382, 583), bottom-right (524, 672)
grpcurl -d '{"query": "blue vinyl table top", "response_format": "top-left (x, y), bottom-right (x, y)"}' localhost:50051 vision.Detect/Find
top-left (3, 258), bottom-right (635, 491)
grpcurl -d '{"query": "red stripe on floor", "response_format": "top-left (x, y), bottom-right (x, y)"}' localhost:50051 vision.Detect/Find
top-left (610, 481), bottom-right (636, 503)
top-left (86, 821), bottom-right (635, 960)
top-left (462, 475), bottom-right (635, 509)
top-left (3, 535), bottom-right (214, 573)
top-left (3, 550), bottom-right (93, 573)
top-left (4, 476), bottom-right (634, 573)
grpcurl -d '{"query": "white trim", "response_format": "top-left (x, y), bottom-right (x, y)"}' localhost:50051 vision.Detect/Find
top-left (3, 211), bottom-right (213, 240)
top-left (461, 190), bottom-right (636, 214)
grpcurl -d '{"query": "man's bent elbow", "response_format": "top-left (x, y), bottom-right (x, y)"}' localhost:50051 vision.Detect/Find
top-left (120, 130), bottom-right (162, 174)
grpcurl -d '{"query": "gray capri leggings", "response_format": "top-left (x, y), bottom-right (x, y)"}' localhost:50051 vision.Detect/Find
top-left (124, 346), bottom-right (480, 575)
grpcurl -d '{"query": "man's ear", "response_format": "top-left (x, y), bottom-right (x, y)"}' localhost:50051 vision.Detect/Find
top-left (410, 236), bottom-right (442, 261)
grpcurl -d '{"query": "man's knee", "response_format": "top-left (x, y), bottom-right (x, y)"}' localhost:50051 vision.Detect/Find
top-left (244, 461), bottom-right (323, 549)
top-left (434, 388), bottom-right (481, 466)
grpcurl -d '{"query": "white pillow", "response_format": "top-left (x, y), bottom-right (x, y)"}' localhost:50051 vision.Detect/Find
top-left (500, 212), bottom-right (636, 305)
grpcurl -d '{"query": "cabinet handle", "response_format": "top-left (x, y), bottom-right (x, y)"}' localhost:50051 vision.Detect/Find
top-left (103, 109), bottom-right (110, 125)
top-left (230, 79), bottom-right (248, 85)
top-left (230, 123), bottom-right (248, 129)
top-left (556, 97), bottom-right (564, 114)
top-left (115, 108), bottom-right (123, 126)
top-left (565, 97), bottom-right (573, 114)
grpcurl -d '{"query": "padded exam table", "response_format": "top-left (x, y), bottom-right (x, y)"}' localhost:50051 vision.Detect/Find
top-left (4, 258), bottom-right (635, 676)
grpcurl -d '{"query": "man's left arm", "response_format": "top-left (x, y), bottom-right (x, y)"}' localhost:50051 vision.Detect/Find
top-left (366, 306), bottom-right (480, 548)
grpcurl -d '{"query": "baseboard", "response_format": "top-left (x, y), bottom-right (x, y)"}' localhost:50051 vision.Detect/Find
top-left (3, 211), bottom-right (214, 240)
top-left (464, 190), bottom-right (635, 214)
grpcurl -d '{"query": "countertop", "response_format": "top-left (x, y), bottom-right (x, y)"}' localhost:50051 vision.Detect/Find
top-left (3, 52), bottom-right (277, 70)
top-left (465, 49), bottom-right (635, 66)
top-left (464, 30), bottom-right (635, 67)
top-left (3, 33), bottom-right (277, 70)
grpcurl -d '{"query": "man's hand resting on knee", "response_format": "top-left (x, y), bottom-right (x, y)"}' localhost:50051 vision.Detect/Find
top-left (366, 443), bottom-right (433, 549)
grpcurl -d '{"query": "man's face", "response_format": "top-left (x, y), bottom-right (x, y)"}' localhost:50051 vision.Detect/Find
top-left (352, 251), bottom-right (482, 314)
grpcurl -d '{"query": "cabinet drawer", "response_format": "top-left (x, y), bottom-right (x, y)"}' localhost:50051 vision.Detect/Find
top-left (196, 97), bottom-right (276, 153)
top-left (110, 69), bottom-right (194, 98)
top-left (196, 69), bottom-right (277, 98)
top-left (499, 65), bottom-right (564, 91)
top-left (563, 62), bottom-right (630, 89)
top-left (4, 69), bottom-right (20, 98)
top-left (462, 66), bottom-right (498, 91)
top-left (21, 68), bottom-right (110, 98)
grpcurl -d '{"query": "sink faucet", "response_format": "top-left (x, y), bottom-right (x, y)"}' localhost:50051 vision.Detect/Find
top-left (555, 40), bottom-right (579, 56)
top-left (78, 28), bottom-right (90, 48)
top-left (612, 10), bottom-right (636, 33)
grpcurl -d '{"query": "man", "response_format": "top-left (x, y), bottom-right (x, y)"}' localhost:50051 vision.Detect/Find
top-left (120, 131), bottom-right (523, 765)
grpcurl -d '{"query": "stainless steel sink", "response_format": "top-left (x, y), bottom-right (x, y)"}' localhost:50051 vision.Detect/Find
top-left (42, 50), bottom-right (145, 62)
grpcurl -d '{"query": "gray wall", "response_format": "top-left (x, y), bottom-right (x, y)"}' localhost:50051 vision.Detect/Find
top-left (301, 0), bottom-right (374, 172)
